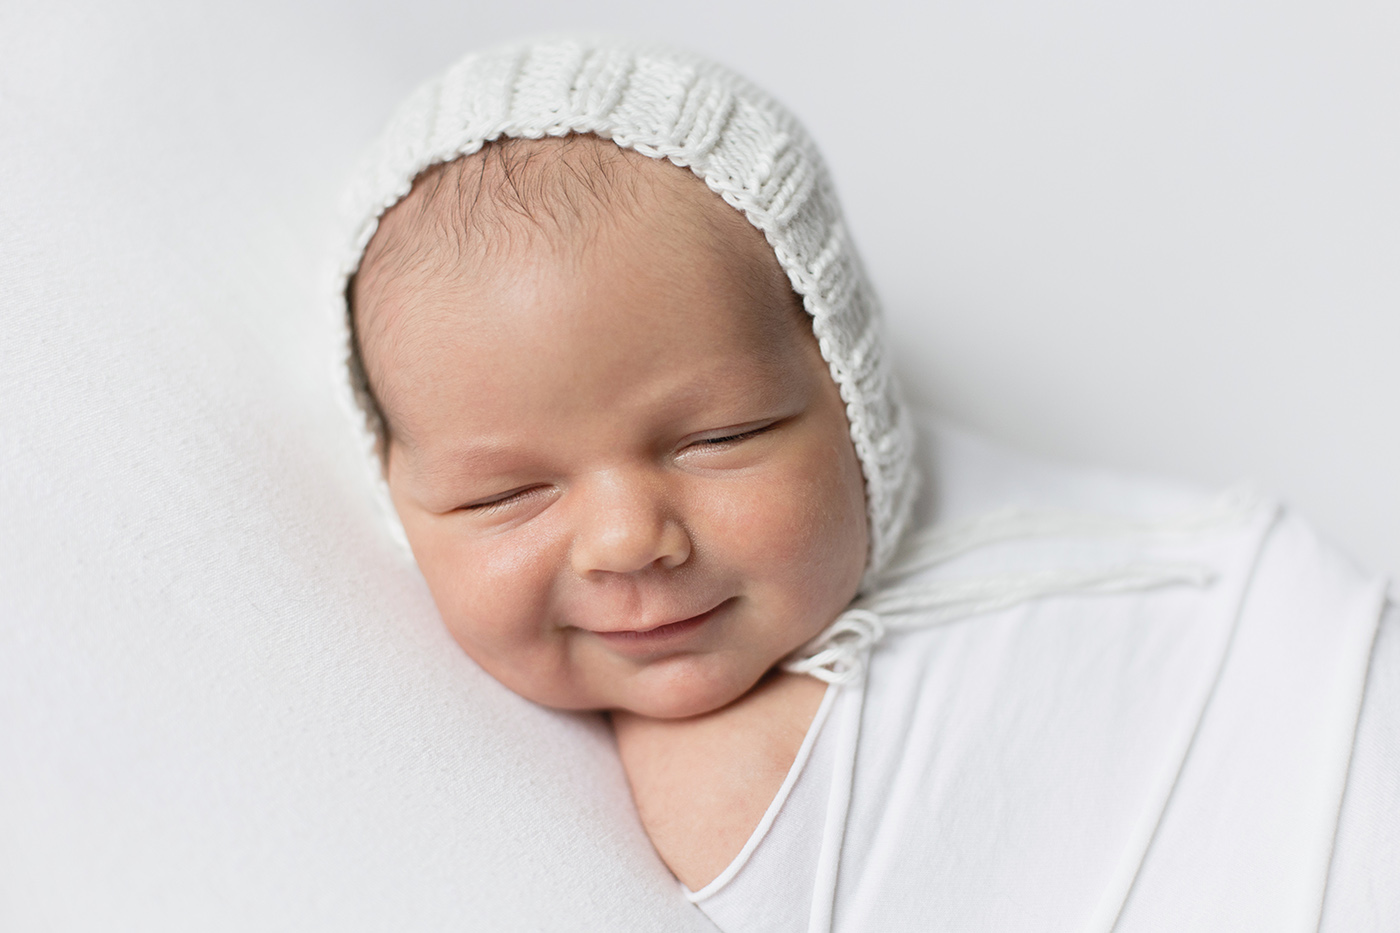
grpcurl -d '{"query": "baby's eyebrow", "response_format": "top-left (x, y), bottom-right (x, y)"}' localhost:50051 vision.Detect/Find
top-left (401, 440), bottom-right (525, 488)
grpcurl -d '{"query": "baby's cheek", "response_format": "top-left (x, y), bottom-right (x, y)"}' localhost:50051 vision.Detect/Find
top-left (696, 471), bottom-right (794, 553)
top-left (418, 523), bottom-right (563, 655)
top-left (758, 444), bottom-right (868, 598)
top-left (699, 465), bottom-right (835, 571)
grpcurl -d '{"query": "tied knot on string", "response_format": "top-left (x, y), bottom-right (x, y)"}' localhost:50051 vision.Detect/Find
top-left (782, 610), bottom-right (885, 685)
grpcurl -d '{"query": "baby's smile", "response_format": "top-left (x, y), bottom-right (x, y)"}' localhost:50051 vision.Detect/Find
top-left (350, 137), bottom-right (870, 719)
top-left (585, 597), bottom-right (735, 657)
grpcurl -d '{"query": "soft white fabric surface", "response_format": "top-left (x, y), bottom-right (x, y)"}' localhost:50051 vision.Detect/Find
top-left (688, 417), bottom-right (1394, 932)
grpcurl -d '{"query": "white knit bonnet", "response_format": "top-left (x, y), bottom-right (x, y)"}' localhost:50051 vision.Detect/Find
top-left (335, 36), bottom-right (918, 583)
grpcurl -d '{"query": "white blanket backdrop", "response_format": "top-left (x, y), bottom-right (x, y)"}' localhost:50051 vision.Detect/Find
top-left (2, 1), bottom-right (1395, 929)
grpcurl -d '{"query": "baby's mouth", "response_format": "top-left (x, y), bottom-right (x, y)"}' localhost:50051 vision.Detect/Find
top-left (588, 598), bottom-right (733, 650)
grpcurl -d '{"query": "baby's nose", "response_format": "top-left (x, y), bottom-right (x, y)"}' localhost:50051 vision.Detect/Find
top-left (569, 475), bottom-right (691, 578)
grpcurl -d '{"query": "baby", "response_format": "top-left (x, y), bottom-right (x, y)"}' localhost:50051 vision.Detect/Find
top-left (337, 37), bottom-right (1393, 931)
top-left (349, 133), bottom-right (863, 886)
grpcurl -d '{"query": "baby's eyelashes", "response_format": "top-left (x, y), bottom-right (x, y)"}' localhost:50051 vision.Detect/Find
top-left (457, 484), bottom-right (553, 514)
top-left (670, 419), bottom-right (790, 470)
top-left (681, 419), bottom-right (781, 450)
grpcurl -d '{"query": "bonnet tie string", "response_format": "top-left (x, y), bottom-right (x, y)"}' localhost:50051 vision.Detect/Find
top-left (782, 610), bottom-right (886, 685)
top-left (782, 489), bottom-right (1259, 686)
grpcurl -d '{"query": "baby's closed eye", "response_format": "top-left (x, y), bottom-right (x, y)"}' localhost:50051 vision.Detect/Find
top-left (691, 422), bottom-right (777, 446)
top-left (458, 484), bottom-right (553, 514)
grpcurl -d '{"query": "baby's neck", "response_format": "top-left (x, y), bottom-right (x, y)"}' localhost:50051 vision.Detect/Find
top-left (611, 670), bottom-right (828, 890)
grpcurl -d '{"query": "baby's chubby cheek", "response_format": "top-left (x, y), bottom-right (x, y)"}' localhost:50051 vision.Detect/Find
top-left (706, 450), bottom-right (867, 636)
top-left (406, 517), bottom-right (575, 685)
top-left (709, 475), bottom-right (834, 575)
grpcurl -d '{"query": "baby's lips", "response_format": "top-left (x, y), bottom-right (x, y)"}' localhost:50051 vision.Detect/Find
top-left (582, 596), bottom-right (735, 637)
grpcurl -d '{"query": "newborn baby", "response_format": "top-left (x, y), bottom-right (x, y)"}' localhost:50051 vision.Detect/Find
top-left (337, 37), bottom-right (1394, 931)
top-left (349, 134), bottom-right (859, 886)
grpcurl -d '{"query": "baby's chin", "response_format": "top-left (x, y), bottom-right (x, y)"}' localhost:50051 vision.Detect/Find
top-left (608, 682), bottom-right (757, 721)
top-left (511, 654), bottom-right (772, 721)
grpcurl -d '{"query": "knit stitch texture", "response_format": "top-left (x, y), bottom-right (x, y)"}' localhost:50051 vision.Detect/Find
top-left (334, 35), bottom-right (918, 580)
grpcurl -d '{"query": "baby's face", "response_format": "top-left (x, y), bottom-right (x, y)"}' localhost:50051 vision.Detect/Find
top-left (356, 150), bottom-right (868, 718)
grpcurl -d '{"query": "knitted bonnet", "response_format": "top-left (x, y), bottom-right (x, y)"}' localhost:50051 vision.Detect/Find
top-left (335, 35), bottom-right (918, 581)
